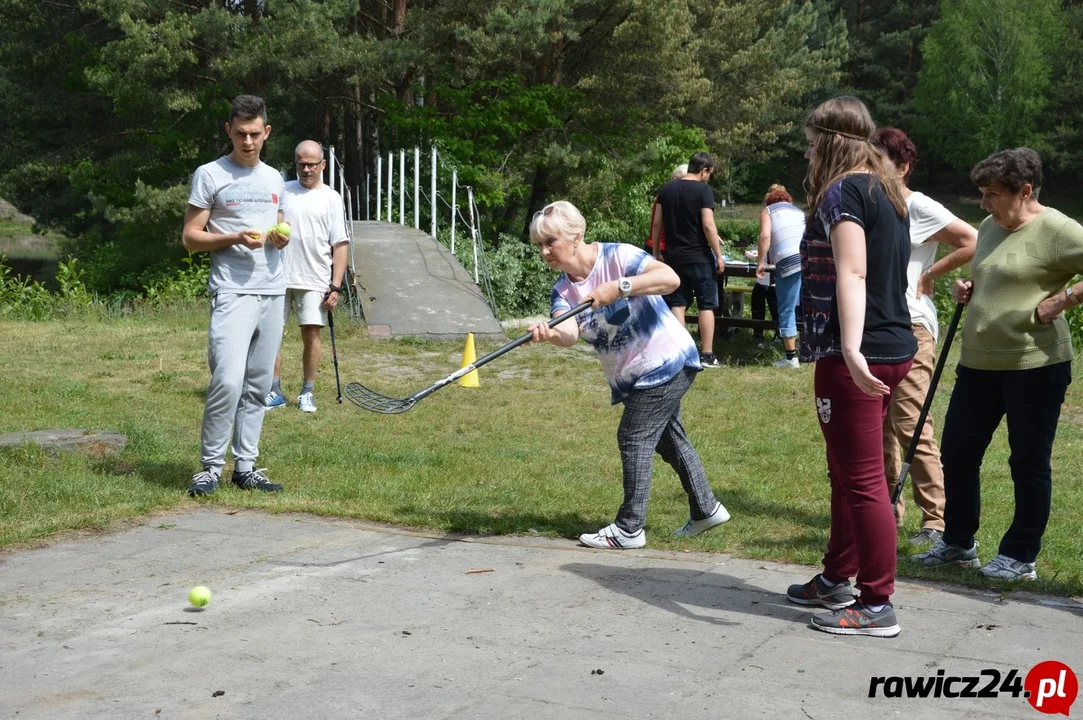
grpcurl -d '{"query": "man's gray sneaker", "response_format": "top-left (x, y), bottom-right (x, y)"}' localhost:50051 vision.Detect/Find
top-left (909, 539), bottom-right (980, 568)
top-left (187, 468), bottom-right (220, 497)
top-left (811, 602), bottom-right (901, 638)
top-left (786, 574), bottom-right (856, 610)
top-left (231, 468), bottom-right (283, 492)
top-left (980, 554), bottom-right (1037, 581)
top-left (907, 527), bottom-right (943, 547)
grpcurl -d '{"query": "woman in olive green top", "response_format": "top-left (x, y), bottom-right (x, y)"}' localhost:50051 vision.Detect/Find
top-left (911, 148), bottom-right (1083, 581)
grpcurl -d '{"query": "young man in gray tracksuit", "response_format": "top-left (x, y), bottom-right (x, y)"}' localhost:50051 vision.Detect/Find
top-left (181, 94), bottom-right (290, 496)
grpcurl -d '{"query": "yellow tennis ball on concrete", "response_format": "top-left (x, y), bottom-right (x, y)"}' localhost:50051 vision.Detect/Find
top-left (188, 585), bottom-right (212, 608)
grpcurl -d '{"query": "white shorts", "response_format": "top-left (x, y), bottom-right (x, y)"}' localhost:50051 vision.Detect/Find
top-left (283, 288), bottom-right (327, 327)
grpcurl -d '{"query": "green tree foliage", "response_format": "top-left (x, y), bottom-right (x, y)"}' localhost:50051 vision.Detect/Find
top-left (3, 0), bottom-right (1078, 306)
top-left (0, 0), bottom-right (849, 296)
top-left (913, 0), bottom-right (1067, 173)
top-left (831, 0), bottom-right (941, 130)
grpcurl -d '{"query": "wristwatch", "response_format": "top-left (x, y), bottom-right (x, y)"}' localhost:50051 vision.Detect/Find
top-left (619, 278), bottom-right (633, 299)
top-left (1068, 285), bottom-right (1080, 306)
top-left (328, 283), bottom-right (342, 293)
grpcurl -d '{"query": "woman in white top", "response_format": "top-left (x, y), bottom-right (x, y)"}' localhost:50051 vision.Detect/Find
top-left (871, 128), bottom-right (977, 548)
top-left (756, 184), bottom-right (804, 368)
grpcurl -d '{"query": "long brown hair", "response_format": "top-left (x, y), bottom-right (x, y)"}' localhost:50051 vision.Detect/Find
top-left (803, 96), bottom-right (907, 223)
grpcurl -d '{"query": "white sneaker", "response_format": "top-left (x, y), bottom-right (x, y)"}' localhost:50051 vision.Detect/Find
top-left (297, 392), bottom-right (317, 413)
top-left (579, 523), bottom-right (646, 549)
top-left (773, 356), bottom-right (799, 369)
top-left (673, 501), bottom-right (731, 537)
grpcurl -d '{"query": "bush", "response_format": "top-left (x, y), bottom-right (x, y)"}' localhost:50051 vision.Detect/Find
top-left (433, 227), bottom-right (554, 319)
top-left (142, 254), bottom-right (210, 306)
top-left (484, 235), bottom-right (556, 318)
top-left (716, 219), bottom-right (760, 249)
top-left (0, 256), bottom-right (97, 319)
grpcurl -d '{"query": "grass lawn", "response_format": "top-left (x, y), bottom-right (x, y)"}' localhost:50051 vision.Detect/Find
top-left (1, 308), bottom-right (1081, 597)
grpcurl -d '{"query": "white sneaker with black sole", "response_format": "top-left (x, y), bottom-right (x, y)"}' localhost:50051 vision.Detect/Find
top-left (579, 523), bottom-right (646, 549)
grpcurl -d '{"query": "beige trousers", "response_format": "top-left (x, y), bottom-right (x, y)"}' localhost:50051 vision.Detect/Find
top-left (883, 325), bottom-right (946, 531)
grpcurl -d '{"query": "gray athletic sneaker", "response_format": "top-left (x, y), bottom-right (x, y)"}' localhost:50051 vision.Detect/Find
top-left (786, 574), bottom-right (856, 610)
top-left (811, 602), bottom-right (901, 638)
top-left (907, 527), bottom-right (943, 547)
top-left (909, 539), bottom-right (980, 568)
top-left (187, 467), bottom-right (220, 497)
top-left (980, 554), bottom-right (1037, 581)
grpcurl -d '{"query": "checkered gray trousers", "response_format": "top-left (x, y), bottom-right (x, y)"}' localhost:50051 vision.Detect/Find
top-left (614, 367), bottom-right (718, 532)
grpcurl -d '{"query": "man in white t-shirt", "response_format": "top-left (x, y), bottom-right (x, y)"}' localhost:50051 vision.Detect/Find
top-left (265, 140), bottom-right (350, 414)
top-left (873, 129), bottom-right (977, 547)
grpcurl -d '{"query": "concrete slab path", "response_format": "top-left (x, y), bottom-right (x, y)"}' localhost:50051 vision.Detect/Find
top-left (1, 510), bottom-right (1080, 719)
top-left (351, 222), bottom-right (504, 340)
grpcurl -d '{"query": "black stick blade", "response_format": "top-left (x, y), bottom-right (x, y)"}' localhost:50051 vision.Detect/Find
top-left (343, 382), bottom-right (416, 414)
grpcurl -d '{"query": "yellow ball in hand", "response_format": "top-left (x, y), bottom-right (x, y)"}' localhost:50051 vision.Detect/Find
top-left (188, 585), bottom-right (212, 608)
top-left (275, 222), bottom-right (291, 239)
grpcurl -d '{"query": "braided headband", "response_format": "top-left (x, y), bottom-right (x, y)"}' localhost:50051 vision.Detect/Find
top-left (809, 123), bottom-right (870, 143)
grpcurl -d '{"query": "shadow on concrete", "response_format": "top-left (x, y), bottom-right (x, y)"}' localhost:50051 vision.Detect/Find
top-left (266, 537), bottom-right (456, 568)
top-left (396, 506), bottom-right (603, 540)
top-left (562, 562), bottom-right (812, 627)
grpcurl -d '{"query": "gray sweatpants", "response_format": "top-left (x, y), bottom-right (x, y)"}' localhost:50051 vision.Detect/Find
top-left (200, 292), bottom-right (286, 472)
top-left (615, 367), bottom-right (718, 533)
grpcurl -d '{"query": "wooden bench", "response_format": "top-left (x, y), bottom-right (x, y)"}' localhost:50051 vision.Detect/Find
top-left (680, 261), bottom-right (781, 333)
top-left (684, 310), bottom-right (778, 333)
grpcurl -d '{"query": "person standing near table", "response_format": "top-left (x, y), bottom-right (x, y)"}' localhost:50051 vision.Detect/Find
top-left (652, 151), bottom-right (727, 368)
top-left (646, 163), bottom-right (687, 256)
top-left (756, 184), bottom-right (805, 368)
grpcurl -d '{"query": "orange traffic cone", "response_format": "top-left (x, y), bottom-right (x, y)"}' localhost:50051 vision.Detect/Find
top-left (459, 333), bottom-right (480, 387)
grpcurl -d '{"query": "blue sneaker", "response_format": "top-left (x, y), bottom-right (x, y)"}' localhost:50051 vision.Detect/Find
top-left (265, 391), bottom-right (286, 410)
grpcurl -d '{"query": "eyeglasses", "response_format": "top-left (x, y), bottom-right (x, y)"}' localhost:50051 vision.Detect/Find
top-left (533, 205), bottom-right (555, 219)
top-left (295, 161), bottom-right (324, 170)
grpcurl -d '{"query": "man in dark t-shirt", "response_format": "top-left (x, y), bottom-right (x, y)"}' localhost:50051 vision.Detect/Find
top-left (651, 151), bottom-right (727, 367)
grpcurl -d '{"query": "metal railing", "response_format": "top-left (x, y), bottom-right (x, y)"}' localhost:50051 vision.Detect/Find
top-left (364, 146), bottom-right (496, 314)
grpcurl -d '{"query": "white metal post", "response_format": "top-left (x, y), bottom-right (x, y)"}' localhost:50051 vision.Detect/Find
top-left (376, 159), bottom-right (382, 222)
top-left (328, 146), bottom-right (335, 191)
top-left (413, 147), bottom-right (420, 229)
top-left (387, 152), bottom-right (393, 223)
top-left (398, 150), bottom-right (405, 226)
top-left (430, 146), bottom-right (437, 239)
top-left (450, 169), bottom-right (457, 254)
top-left (467, 186), bottom-right (479, 284)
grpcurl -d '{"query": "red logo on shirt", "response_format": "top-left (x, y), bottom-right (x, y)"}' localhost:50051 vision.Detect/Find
top-left (271, 193), bottom-right (279, 204)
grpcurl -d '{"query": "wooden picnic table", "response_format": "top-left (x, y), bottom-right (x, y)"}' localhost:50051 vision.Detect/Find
top-left (684, 261), bottom-right (779, 332)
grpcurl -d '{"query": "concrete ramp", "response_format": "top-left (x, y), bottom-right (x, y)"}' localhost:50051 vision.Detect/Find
top-left (350, 222), bottom-right (505, 339)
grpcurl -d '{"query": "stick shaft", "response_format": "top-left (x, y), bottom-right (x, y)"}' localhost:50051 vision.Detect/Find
top-left (892, 302), bottom-right (964, 506)
top-left (408, 301), bottom-right (594, 403)
top-left (328, 308), bottom-right (343, 402)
